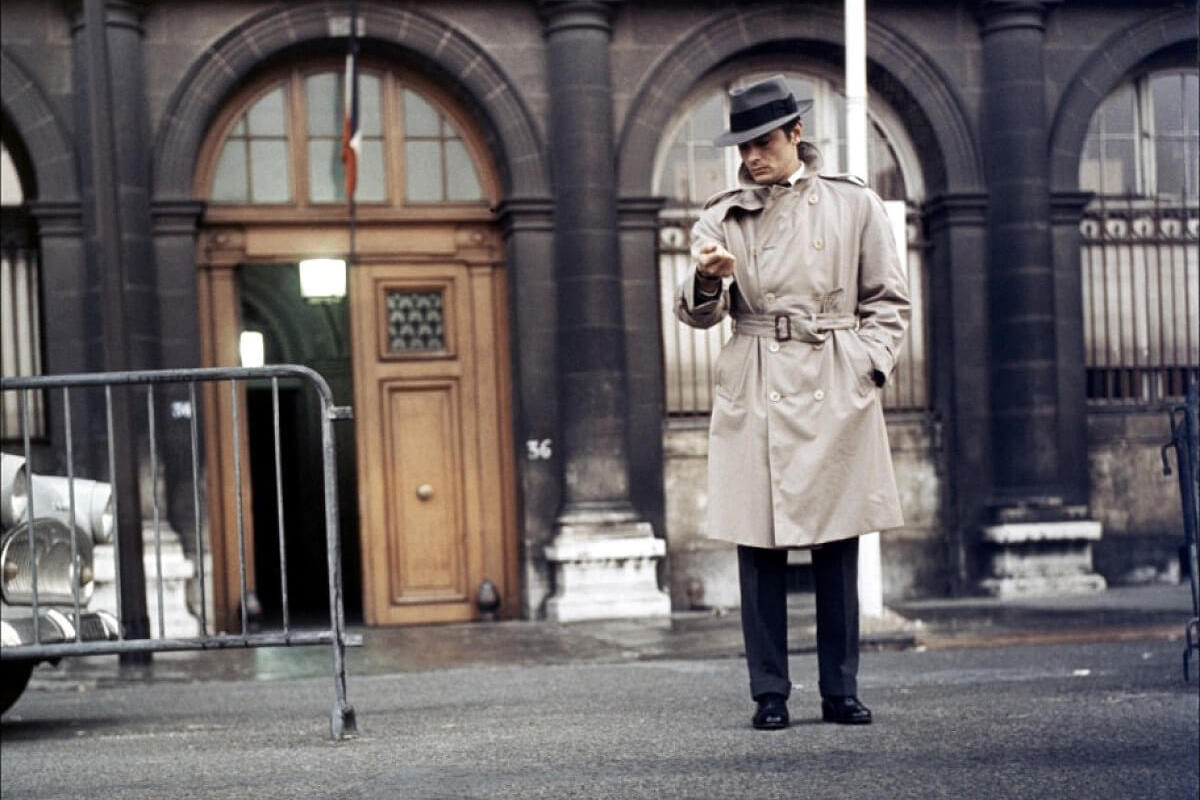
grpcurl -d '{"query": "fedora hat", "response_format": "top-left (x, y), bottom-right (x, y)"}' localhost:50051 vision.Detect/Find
top-left (712, 75), bottom-right (813, 147)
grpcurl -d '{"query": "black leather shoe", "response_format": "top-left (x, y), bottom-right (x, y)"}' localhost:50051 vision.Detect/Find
top-left (821, 695), bottom-right (872, 725)
top-left (752, 694), bottom-right (789, 730)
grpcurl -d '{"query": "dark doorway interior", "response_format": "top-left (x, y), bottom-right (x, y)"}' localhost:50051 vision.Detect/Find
top-left (240, 264), bottom-right (362, 626)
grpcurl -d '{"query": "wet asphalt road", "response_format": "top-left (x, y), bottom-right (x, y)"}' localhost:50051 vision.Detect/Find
top-left (2, 637), bottom-right (1197, 799)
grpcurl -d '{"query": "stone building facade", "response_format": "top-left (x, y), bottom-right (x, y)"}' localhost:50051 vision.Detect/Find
top-left (2, 1), bottom-right (1196, 626)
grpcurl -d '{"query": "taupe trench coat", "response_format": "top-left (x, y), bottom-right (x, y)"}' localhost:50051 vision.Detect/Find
top-left (676, 160), bottom-right (911, 549)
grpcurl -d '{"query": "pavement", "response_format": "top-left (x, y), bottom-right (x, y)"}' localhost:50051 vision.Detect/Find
top-left (21, 582), bottom-right (1199, 686)
top-left (3, 583), bottom-right (1197, 800)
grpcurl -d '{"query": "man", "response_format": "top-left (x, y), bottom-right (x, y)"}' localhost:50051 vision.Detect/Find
top-left (675, 75), bottom-right (910, 729)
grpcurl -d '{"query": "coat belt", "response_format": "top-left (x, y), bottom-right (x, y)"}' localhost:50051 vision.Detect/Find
top-left (732, 312), bottom-right (857, 343)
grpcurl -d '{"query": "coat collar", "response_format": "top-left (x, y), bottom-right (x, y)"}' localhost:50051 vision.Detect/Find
top-left (703, 142), bottom-right (823, 219)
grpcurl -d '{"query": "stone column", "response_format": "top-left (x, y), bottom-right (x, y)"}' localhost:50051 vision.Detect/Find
top-left (976, 0), bottom-right (1103, 596)
top-left (538, 0), bottom-right (669, 621)
top-left (73, 0), bottom-right (153, 648)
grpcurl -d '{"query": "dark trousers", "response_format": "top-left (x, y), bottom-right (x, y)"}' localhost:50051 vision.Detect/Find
top-left (737, 537), bottom-right (860, 700)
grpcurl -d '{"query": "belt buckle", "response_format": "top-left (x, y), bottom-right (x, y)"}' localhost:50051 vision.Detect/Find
top-left (773, 314), bottom-right (791, 342)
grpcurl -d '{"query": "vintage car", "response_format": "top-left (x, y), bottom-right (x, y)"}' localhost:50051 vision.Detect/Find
top-left (1, 453), bottom-right (120, 714)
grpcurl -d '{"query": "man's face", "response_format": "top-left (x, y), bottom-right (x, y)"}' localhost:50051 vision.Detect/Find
top-left (737, 122), bottom-right (803, 185)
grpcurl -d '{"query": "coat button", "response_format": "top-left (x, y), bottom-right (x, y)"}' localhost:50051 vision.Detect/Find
top-left (814, 389), bottom-right (825, 401)
top-left (812, 239), bottom-right (824, 250)
top-left (769, 391), bottom-right (781, 402)
top-left (764, 292), bottom-right (776, 304)
top-left (768, 342), bottom-right (780, 353)
top-left (808, 193), bottom-right (818, 205)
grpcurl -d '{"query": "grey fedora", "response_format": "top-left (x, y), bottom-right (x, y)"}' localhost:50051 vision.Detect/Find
top-left (712, 75), bottom-right (813, 147)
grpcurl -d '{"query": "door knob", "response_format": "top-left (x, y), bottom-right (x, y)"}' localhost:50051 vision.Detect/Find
top-left (416, 483), bottom-right (434, 501)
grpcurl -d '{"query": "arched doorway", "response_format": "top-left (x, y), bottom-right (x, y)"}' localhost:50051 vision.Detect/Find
top-left (193, 58), bottom-right (519, 628)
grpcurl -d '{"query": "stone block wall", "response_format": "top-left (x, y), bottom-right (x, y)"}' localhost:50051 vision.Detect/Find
top-left (1088, 408), bottom-right (1190, 585)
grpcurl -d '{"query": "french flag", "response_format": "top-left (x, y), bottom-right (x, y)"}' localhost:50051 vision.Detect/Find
top-left (341, 6), bottom-right (360, 203)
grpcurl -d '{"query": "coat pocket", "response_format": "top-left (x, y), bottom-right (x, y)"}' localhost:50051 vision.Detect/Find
top-left (713, 336), bottom-right (752, 402)
top-left (839, 330), bottom-right (878, 395)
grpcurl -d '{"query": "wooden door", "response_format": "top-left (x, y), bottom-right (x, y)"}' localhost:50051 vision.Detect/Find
top-left (351, 259), bottom-right (515, 625)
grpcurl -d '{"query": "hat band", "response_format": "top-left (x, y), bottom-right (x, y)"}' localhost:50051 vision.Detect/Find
top-left (728, 97), bottom-right (799, 134)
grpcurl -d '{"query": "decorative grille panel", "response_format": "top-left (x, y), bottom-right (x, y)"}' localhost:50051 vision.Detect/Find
top-left (386, 290), bottom-right (445, 353)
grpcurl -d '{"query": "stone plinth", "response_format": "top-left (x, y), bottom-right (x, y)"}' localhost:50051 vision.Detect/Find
top-left (979, 519), bottom-right (1107, 598)
top-left (92, 523), bottom-right (201, 638)
top-left (544, 521), bottom-right (671, 622)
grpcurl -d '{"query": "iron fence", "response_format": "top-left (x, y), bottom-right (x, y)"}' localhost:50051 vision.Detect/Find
top-left (658, 207), bottom-right (930, 416)
top-left (1081, 196), bottom-right (1200, 405)
top-left (0, 365), bottom-right (358, 739)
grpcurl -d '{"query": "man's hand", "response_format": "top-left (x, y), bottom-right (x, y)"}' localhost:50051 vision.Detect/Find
top-left (696, 242), bottom-right (736, 279)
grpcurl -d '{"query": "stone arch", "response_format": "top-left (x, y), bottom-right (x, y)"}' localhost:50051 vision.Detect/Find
top-left (152, 1), bottom-right (548, 203)
top-left (616, 3), bottom-right (982, 198)
top-left (0, 48), bottom-right (77, 202)
top-left (1049, 7), bottom-right (1197, 191)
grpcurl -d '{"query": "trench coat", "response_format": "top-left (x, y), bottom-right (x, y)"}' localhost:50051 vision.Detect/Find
top-left (675, 159), bottom-right (911, 549)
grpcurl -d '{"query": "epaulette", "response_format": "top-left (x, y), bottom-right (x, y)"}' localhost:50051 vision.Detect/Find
top-left (702, 187), bottom-right (765, 214)
top-left (702, 187), bottom-right (745, 210)
top-left (819, 173), bottom-right (867, 187)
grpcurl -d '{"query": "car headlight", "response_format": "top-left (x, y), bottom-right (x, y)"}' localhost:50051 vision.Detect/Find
top-left (1, 453), bottom-right (29, 528)
top-left (0, 517), bottom-right (95, 606)
top-left (30, 476), bottom-right (114, 544)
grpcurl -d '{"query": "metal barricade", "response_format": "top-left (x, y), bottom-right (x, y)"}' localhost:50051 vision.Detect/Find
top-left (0, 366), bottom-right (358, 738)
top-left (1162, 380), bottom-right (1199, 681)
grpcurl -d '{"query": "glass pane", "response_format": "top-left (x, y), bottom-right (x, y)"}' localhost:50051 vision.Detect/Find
top-left (1151, 73), bottom-right (1184, 133)
top-left (691, 147), bottom-right (726, 204)
top-left (1155, 139), bottom-right (1186, 197)
top-left (870, 123), bottom-right (906, 201)
top-left (1101, 138), bottom-right (1135, 194)
top-left (306, 72), bottom-right (340, 137)
top-left (657, 141), bottom-right (688, 201)
top-left (212, 140), bottom-right (248, 203)
top-left (1188, 141), bottom-right (1199, 200)
top-left (247, 87), bottom-right (287, 136)
top-left (690, 93), bottom-right (726, 142)
top-left (1099, 84), bottom-right (1135, 134)
top-left (1079, 134), bottom-right (1103, 194)
top-left (230, 117), bottom-right (246, 137)
top-left (404, 90), bottom-right (439, 137)
top-left (359, 139), bottom-right (387, 202)
top-left (445, 139), bottom-right (483, 201)
top-left (406, 140), bottom-right (442, 202)
top-left (360, 74), bottom-right (382, 136)
top-left (308, 139), bottom-right (340, 203)
top-left (249, 139), bottom-right (290, 202)
top-left (1185, 74), bottom-right (1199, 133)
top-left (386, 290), bottom-right (445, 352)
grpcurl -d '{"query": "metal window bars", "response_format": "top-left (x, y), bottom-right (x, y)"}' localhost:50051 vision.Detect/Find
top-left (0, 365), bottom-right (358, 739)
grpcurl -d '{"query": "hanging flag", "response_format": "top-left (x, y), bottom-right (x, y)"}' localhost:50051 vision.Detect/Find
top-left (340, 6), bottom-right (360, 203)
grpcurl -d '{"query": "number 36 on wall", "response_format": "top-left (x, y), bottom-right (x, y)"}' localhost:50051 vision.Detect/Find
top-left (525, 439), bottom-right (553, 460)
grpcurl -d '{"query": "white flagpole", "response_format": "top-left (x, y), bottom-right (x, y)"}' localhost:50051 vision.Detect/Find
top-left (846, 0), bottom-right (884, 619)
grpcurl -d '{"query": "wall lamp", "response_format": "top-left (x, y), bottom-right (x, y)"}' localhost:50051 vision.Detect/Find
top-left (298, 258), bottom-right (347, 304)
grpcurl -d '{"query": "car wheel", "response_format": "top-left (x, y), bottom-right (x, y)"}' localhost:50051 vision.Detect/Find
top-left (1, 659), bottom-right (36, 715)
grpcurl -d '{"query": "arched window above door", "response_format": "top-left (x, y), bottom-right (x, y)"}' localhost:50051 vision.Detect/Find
top-left (199, 62), bottom-right (490, 209)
